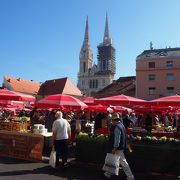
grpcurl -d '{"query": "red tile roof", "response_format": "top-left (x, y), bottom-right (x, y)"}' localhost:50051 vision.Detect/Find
top-left (37, 77), bottom-right (83, 97)
top-left (3, 76), bottom-right (41, 95)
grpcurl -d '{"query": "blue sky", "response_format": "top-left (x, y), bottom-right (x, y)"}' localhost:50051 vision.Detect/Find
top-left (0, 0), bottom-right (180, 86)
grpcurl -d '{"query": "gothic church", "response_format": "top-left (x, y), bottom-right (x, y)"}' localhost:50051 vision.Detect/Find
top-left (77, 14), bottom-right (116, 96)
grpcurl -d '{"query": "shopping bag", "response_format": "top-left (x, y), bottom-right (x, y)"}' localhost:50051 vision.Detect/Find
top-left (49, 146), bottom-right (56, 168)
top-left (102, 153), bottom-right (120, 175)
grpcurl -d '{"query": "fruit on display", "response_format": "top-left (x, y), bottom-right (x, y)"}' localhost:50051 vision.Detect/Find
top-left (94, 134), bottom-right (108, 142)
top-left (164, 126), bottom-right (174, 132)
top-left (159, 136), bottom-right (167, 142)
top-left (136, 135), bottom-right (142, 141)
top-left (13, 116), bottom-right (30, 122)
top-left (145, 136), bottom-right (152, 141)
top-left (169, 137), bottom-right (175, 142)
top-left (151, 136), bottom-right (158, 141)
top-left (76, 132), bottom-right (180, 145)
top-left (155, 124), bottom-right (164, 131)
top-left (76, 132), bottom-right (89, 140)
top-left (78, 132), bottom-right (88, 136)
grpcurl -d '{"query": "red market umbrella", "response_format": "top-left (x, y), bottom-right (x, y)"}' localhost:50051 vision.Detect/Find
top-left (95, 94), bottom-right (147, 106)
top-left (82, 97), bottom-right (97, 105)
top-left (35, 94), bottom-right (88, 110)
top-left (87, 104), bottom-right (113, 112)
top-left (149, 95), bottom-right (180, 106)
top-left (110, 105), bottom-right (132, 113)
top-left (0, 100), bottom-right (24, 109)
top-left (133, 105), bottom-right (175, 113)
top-left (0, 89), bottom-right (35, 102)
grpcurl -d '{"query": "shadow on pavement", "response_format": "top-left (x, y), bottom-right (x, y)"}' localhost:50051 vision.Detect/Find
top-left (0, 156), bottom-right (38, 164)
top-left (0, 163), bottom-right (110, 180)
top-left (0, 157), bottom-right (179, 180)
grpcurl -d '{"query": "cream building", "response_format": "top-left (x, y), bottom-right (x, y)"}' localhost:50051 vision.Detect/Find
top-left (77, 15), bottom-right (116, 96)
top-left (136, 47), bottom-right (180, 100)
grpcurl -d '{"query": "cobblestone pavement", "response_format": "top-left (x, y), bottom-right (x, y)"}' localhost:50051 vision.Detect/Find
top-left (0, 156), bottom-right (179, 180)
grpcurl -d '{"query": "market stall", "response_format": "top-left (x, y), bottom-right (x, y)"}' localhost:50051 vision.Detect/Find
top-left (0, 130), bottom-right (44, 161)
top-left (74, 94), bottom-right (180, 175)
top-left (0, 116), bottom-right (52, 161)
top-left (75, 132), bottom-right (180, 175)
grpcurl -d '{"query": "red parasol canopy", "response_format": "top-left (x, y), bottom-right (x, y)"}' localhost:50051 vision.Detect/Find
top-left (110, 105), bottom-right (132, 113)
top-left (35, 94), bottom-right (88, 110)
top-left (149, 95), bottom-right (180, 106)
top-left (0, 89), bottom-right (35, 102)
top-left (0, 100), bottom-right (24, 109)
top-left (82, 97), bottom-right (97, 105)
top-left (133, 105), bottom-right (175, 113)
top-left (95, 94), bottom-right (147, 106)
top-left (87, 104), bottom-right (113, 112)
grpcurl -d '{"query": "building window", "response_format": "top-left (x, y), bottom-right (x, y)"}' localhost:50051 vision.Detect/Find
top-left (149, 87), bottom-right (156, 95)
top-left (166, 61), bottom-right (173, 67)
top-left (83, 62), bottom-right (86, 72)
top-left (92, 80), bottom-right (95, 88)
top-left (148, 74), bottom-right (156, 81)
top-left (89, 80), bottom-right (98, 89)
top-left (89, 80), bottom-right (92, 88)
top-left (149, 62), bottom-right (155, 68)
top-left (166, 87), bottom-right (174, 95)
top-left (96, 80), bottom-right (98, 88)
top-left (166, 73), bottom-right (174, 81)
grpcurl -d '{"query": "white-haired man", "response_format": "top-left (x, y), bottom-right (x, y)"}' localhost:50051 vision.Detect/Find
top-left (52, 111), bottom-right (71, 168)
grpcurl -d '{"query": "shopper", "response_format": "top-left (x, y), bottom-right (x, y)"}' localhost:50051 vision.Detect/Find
top-left (45, 109), bottom-right (56, 132)
top-left (144, 113), bottom-right (153, 134)
top-left (52, 111), bottom-right (71, 168)
top-left (104, 113), bottom-right (134, 180)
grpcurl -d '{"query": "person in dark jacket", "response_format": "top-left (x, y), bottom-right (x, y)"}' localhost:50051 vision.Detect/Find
top-left (104, 113), bottom-right (134, 180)
top-left (45, 109), bottom-right (56, 132)
top-left (144, 113), bottom-right (153, 134)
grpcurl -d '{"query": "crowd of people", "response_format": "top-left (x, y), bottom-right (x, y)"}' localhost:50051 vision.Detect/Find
top-left (1, 106), bottom-right (179, 179)
top-left (1, 106), bottom-right (179, 135)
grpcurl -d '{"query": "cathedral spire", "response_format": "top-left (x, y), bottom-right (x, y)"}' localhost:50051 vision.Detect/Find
top-left (104, 13), bottom-right (109, 40)
top-left (79, 16), bottom-right (93, 75)
top-left (83, 16), bottom-right (89, 46)
top-left (103, 13), bottom-right (112, 44)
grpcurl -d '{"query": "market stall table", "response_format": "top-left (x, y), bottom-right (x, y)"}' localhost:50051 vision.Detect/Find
top-left (0, 130), bottom-right (52, 162)
top-left (151, 131), bottom-right (174, 138)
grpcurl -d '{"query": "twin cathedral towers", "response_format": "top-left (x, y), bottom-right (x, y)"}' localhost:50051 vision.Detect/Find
top-left (77, 14), bottom-right (116, 96)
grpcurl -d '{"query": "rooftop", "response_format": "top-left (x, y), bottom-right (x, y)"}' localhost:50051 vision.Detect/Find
top-left (137, 47), bottom-right (180, 59)
top-left (37, 77), bottom-right (83, 97)
top-left (92, 76), bottom-right (136, 98)
top-left (3, 76), bottom-right (41, 95)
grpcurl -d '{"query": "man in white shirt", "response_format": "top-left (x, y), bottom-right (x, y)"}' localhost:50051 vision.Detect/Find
top-left (52, 111), bottom-right (71, 167)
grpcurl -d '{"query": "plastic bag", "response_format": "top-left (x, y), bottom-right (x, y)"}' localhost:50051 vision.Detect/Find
top-left (49, 146), bottom-right (56, 168)
top-left (102, 153), bottom-right (120, 175)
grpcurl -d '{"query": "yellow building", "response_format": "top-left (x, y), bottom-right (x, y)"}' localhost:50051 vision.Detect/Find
top-left (136, 47), bottom-right (180, 100)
